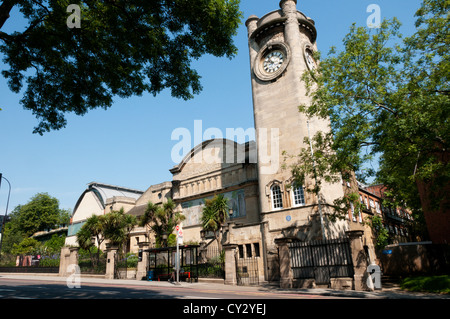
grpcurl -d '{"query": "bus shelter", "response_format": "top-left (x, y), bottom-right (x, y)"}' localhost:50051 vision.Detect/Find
top-left (145, 245), bottom-right (199, 282)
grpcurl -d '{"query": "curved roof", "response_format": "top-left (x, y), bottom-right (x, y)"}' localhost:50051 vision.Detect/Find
top-left (73, 182), bottom-right (144, 213)
top-left (169, 138), bottom-right (256, 175)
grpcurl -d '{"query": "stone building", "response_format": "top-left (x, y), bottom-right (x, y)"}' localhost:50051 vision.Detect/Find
top-left (66, 1), bottom-right (373, 285)
top-left (65, 182), bottom-right (144, 248)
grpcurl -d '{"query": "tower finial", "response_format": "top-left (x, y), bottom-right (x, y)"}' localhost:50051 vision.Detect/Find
top-left (279, 0), bottom-right (297, 10)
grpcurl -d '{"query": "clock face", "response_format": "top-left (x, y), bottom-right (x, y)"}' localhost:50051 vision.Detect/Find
top-left (253, 42), bottom-right (290, 81)
top-left (263, 50), bottom-right (284, 73)
top-left (305, 48), bottom-right (317, 70)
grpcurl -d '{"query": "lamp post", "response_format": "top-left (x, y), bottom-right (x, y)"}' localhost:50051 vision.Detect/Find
top-left (0, 173), bottom-right (12, 258)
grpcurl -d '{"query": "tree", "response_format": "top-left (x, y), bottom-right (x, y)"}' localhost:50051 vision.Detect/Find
top-left (200, 194), bottom-right (230, 252)
top-left (76, 214), bottom-right (105, 266)
top-left (102, 208), bottom-right (137, 248)
top-left (11, 237), bottom-right (40, 256)
top-left (7, 193), bottom-right (67, 236)
top-left (290, 0), bottom-right (449, 222)
top-left (0, 0), bottom-right (242, 134)
top-left (139, 199), bottom-right (184, 247)
top-left (76, 208), bottom-right (137, 265)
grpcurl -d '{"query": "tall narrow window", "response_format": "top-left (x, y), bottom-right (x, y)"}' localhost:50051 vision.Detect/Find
top-left (351, 202), bottom-right (356, 221)
top-left (254, 243), bottom-right (260, 257)
top-left (292, 185), bottom-right (305, 206)
top-left (246, 244), bottom-right (252, 258)
top-left (271, 185), bottom-right (283, 209)
top-left (238, 245), bottom-right (244, 259)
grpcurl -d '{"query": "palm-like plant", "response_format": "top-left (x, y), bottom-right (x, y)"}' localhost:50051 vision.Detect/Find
top-left (103, 208), bottom-right (137, 248)
top-left (77, 208), bottom-right (137, 264)
top-left (139, 198), bottom-right (185, 247)
top-left (77, 214), bottom-right (105, 266)
top-left (201, 194), bottom-right (230, 252)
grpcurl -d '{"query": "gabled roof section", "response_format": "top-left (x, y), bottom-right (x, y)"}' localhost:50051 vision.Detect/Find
top-left (73, 182), bottom-right (144, 213)
top-left (169, 138), bottom-right (257, 175)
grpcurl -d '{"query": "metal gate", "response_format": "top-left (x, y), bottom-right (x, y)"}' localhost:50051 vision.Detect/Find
top-left (236, 257), bottom-right (259, 286)
top-left (288, 238), bottom-right (354, 285)
top-left (114, 253), bottom-right (136, 279)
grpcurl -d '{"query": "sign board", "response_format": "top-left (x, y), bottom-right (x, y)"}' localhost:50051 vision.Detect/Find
top-left (177, 226), bottom-right (183, 245)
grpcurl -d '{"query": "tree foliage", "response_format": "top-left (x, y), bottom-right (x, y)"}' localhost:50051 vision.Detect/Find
top-left (11, 237), bottom-right (40, 255)
top-left (139, 198), bottom-right (185, 247)
top-left (76, 208), bottom-right (137, 265)
top-left (291, 0), bottom-right (449, 218)
top-left (6, 192), bottom-right (70, 236)
top-left (0, 0), bottom-right (242, 134)
top-left (201, 194), bottom-right (230, 251)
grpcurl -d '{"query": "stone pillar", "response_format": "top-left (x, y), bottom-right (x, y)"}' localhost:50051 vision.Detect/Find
top-left (69, 247), bottom-right (79, 267)
top-left (275, 238), bottom-right (294, 289)
top-left (59, 246), bottom-right (79, 277)
top-left (223, 244), bottom-right (238, 285)
top-left (136, 242), bottom-right (150, 280)
top-left (346, 230), bottom-right (370, 291)
top-left (105, 245), bottom-right (119, 280)
top-left (59, 246), bottom-right (71, 277)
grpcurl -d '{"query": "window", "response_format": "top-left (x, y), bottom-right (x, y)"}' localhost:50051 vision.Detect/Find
top-left (246, 244), bottom-right (252, 258)
top-left (271, 185), bottom-right (283, 209)
top-left (237, 191), bottom-right (246, 218)
top-left (375, 201), bottom-right (381, 214)
top-left (238, 245), bottom-right (244, 258)
top-left (292, 185), bottom-right (305, 206)
top-left (350, 203), bottom-right (356, 221)
top-left (254, 243), bottom-right (260, 257)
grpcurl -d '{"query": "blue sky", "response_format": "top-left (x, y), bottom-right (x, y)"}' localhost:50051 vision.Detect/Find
top-left (0, 0), bottom-right (423, 214)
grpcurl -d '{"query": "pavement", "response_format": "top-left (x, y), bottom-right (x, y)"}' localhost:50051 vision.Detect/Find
top-left (1, 272), bottom-right (449, 299)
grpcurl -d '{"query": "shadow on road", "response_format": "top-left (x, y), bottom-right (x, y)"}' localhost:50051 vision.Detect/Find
top-left (0, 281), bottom-right (183, 299)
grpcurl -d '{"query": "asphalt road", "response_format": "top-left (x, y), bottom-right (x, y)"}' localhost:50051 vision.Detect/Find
top-left (0, 277), bottom-right (343, 299)
top-left (0, 276), bottom-right (357, 318)
top-left (0, 275), bottom-right (446, 318)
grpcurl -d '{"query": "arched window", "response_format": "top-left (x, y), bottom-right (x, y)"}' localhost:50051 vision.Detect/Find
top-left (271, 185), bottom-right (283, 209)
top-left (291, 185), bottom-right (305, 206)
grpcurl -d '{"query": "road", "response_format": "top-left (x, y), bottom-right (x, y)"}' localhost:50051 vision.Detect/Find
top-left (0, 277), bottom-right (346, 299)
top-left (0, 275), bottom-right (446, 318)
top-left (0, 276), bottom-right (357, 318)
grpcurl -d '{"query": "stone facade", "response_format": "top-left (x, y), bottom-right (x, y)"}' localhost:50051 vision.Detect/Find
top-left (64, 1), bottom-right (376, 288)
top-left (245, 0), bottom-right (350, 282)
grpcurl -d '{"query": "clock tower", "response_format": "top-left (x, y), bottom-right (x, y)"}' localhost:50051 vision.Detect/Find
top-left (246, 0), bottom-right (348, 252)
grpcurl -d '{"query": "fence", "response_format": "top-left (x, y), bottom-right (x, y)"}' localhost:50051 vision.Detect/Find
top-left (198, 246), bottom-right (225, 279)
top-left (236, 257), bottom-right (259, 286)
top-left (288, 238), bottom-right (354, 285)
top-left (78, 254), bottom-right (107, 274)
top-left (0, 254), bottom-right (60, 273)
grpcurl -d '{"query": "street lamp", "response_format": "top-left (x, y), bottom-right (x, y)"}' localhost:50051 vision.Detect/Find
top-left (0, 173), bottom-right (12, 258)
